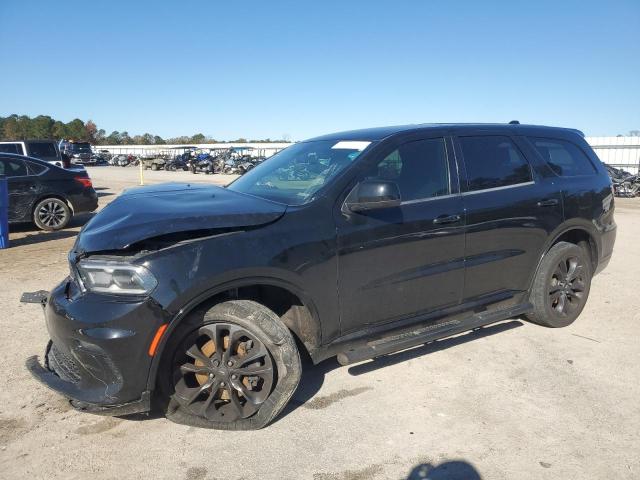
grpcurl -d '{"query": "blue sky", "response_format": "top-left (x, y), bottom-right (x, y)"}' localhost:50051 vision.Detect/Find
top-left (1, 0), bottom-right (638, 140)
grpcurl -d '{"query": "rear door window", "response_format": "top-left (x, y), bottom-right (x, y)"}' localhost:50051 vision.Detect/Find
top-left (529, 137), bottom-right (597, 176)
top-left (0, 143), bottom-right (23, 155)
top-left (459, 136), bottom-right (532, 191)
top-left (0, 158), bottom-right (28, 177)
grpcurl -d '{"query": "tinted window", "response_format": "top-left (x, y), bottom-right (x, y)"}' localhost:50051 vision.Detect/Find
top-left (0, 143), bottom-right (23, 155)
top-left (28, 142), bottom-right (57, 158)
top-left (529, 137), bottom-right (596, 176)
top-left (26, 161), bottom-right (47, 175)
top-left (373, 138), bottom-right (450, 201)
top-left (460, 136), bottom-right (531, 191)
top-left (0, 158), bottom-right (28, 177)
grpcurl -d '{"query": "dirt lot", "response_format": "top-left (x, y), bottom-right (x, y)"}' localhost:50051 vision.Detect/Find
top-left (1, 166), bottom-right (639, 480)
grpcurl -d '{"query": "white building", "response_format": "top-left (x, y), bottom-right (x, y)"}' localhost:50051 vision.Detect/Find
top-left (586, 137), bottom-right (640, 174)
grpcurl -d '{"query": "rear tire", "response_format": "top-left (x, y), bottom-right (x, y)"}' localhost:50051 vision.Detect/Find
top-left (33, 198), bottom-right (71, 231)
top-left (526, 241), bottom-right (592, 328)
top-left (159, 300), bottom-right (301, 430)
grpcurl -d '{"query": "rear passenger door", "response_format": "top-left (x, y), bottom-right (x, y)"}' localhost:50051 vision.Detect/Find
top-left (454, 134), bottom-right (563, 310)
top-left (0, 157), bottom-right (37, 222)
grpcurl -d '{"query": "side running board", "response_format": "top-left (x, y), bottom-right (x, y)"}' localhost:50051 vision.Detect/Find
top-left (336, 302), bottom-right (532, 366)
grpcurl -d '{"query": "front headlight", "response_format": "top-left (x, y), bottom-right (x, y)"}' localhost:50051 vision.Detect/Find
top-left (76, 259), bottom-right (158, 295)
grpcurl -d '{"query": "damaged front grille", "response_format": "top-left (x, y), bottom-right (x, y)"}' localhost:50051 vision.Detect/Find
top-left (46, 343), bottom-right (82, 384)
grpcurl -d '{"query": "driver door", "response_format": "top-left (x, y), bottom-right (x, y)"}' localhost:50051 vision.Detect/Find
top-left (335, 136), bottom-right (466, 335)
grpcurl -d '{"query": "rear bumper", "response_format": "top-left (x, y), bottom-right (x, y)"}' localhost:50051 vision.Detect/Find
top-left (26, 279), bottom-right (170, 413)
top-left (69, 189), bottom-right (99, 214)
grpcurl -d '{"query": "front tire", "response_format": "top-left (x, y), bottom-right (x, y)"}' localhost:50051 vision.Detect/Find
top-left (526, 241), bottom-right (592, 328)
top-left (160, 300), bottom-right (301, 430)
top-left (33, 198), bottom-right (71, 231)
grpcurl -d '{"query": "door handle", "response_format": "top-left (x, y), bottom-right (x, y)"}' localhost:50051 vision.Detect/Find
top-left (433, 214), bottom-right (461, 225)
top-left (537, 199), bottom-right (559, 207)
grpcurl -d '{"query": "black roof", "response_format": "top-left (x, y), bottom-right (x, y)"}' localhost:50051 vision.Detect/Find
top-left (306, 123), bottom-right (584, 142)
top-left (0, 152), bottom-right (59, 166)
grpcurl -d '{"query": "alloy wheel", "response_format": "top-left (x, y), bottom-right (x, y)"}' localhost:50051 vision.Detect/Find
top-left (37, 201), bottom-right (68, 228)
top-left (548, 255), bottom-right (586, 316)
top-left (172, 323), bottom-right (275, 422)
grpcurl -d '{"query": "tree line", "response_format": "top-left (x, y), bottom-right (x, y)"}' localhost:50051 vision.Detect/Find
top-left (0, 114), bottom-right (290, 145)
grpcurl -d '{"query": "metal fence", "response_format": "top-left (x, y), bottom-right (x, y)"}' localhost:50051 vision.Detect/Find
top-left (586, 137), bottom-right (640, 174)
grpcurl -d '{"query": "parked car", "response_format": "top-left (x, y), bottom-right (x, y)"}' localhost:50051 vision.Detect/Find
top-left (27, 123), bottom-right (616, 429)
top-left (0, 140), bottom-right (70, 168)
top-left (0, 153), bottom-right (98, 230)
top-left (62, 141), bottom-right (94, 165)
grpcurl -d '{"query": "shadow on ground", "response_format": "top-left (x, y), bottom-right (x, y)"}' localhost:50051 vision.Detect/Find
top-left (406, 460), bottom-right (482, 480)
top-left (8, 229), bottom-right (79, 247)
top-left (7, 213), bottom-right (94, 247)
top-left (278, 320), bottom-right (523, 420)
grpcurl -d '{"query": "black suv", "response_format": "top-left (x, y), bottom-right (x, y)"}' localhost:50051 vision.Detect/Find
top-left (28, 123), bottom-right (616, 429)
top-left (62, 142), bottom-right (94, 165)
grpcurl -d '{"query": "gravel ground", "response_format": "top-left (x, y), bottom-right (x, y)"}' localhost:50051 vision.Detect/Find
top-left (0, 166), bottom-right (638, 480)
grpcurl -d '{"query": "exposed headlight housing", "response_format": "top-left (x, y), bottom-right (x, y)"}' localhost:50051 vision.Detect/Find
top-left (75, 259), bottom-right (157, 295)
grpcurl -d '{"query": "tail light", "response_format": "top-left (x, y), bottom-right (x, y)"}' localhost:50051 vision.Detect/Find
top-left (74, 176), bottom-right (93, 188)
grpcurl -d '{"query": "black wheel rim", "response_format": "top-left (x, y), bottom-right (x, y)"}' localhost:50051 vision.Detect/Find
top-left (172, 323), bottom-right (275, 422)
top-left (38, 201), bottom-right (67, 228)
top-left (548, 255), bottom-right (586, 316)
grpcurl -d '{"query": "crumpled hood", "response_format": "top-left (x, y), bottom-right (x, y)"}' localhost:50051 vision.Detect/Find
top-left (74, 183), bottom-right (286, 253)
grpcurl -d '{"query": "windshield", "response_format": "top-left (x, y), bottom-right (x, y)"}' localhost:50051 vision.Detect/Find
top-left (227, 140), bottom-right (371, 205)
top-left (71, 143), bottom-right (92, 153)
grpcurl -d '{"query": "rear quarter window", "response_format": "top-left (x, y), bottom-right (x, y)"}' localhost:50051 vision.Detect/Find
top-left (529, 137), bottom-right (597, 176)
top-left (26, 161), bottom-right (48, 175)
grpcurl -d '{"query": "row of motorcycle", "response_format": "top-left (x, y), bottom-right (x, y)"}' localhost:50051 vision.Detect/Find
top-left (606, 165), bottom-right (640, 197)
top-left (186, 149), bottom-right (265, 175)
top-left (106, 148), bottom-right (266, 175)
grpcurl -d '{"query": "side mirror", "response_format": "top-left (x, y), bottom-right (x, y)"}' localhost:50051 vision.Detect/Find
top-left (345, 179), bottom-right (401, 213)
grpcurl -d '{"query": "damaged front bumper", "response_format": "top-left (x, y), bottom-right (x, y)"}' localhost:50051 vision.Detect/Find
top-left (26, 349), bottom-right (151, 416)
top-left (25, 278), bottom-right (170, 416)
